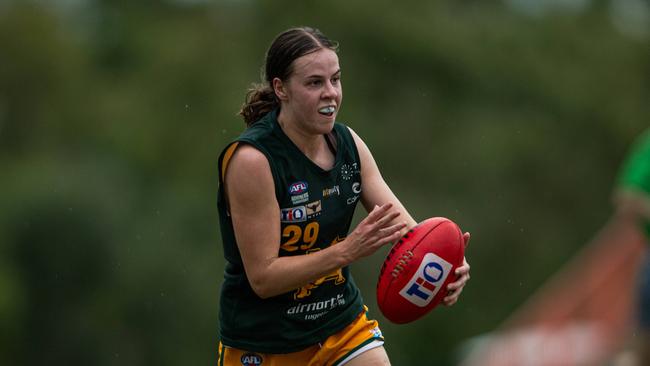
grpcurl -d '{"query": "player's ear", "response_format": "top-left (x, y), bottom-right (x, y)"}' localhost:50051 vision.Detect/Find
top-left (272, 77), bottom-right (288, 101)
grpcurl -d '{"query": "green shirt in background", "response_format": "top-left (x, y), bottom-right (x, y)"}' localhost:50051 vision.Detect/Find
top-left (617, 128), bottom-right (650, 241)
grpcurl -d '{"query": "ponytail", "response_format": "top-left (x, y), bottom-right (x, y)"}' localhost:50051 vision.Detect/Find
top-left (238, 83), bottom-right (278, 127)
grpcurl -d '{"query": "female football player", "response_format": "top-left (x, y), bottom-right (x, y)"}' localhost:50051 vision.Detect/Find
top-left (216, 26), bottom-right (471, 366)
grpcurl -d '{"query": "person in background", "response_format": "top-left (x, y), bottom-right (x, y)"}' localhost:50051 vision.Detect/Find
top-left (613, 128), bottom-right (650, 365)
top-left (215, 26), bottom-right (471, 366)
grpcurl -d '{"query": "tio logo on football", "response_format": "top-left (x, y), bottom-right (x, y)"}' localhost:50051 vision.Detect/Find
top-left (399, 253), bottom-right (452, 307)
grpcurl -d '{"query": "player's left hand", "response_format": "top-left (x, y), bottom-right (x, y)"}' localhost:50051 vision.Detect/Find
top-left (443, 232), bottom-right (471, 306)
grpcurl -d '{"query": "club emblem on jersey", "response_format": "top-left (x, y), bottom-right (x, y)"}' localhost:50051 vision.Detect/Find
top-left (240, 353), bottom-right (263, 365)
top-left (293, 237), bottom-right (347, 299)
top-left (294, 267), bottom-right (345, 299)
top-left (305, 200), bottom-right (322, 218)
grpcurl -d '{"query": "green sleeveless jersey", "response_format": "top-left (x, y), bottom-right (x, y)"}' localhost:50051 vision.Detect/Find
top-left (617, 128), bottom-right (650, 240)
top-left (217, 109), bottom-right (365, 353)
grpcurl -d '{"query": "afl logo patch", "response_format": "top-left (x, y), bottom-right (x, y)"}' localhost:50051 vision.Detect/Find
top-left (240, 353), bottom-right (263, 365)
top-left (289, 181), bottom-right (308, 195)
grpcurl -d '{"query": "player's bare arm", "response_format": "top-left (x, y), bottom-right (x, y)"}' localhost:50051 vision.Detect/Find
top-left (347, 127), bottom-right (417, 232)
top-left (348, 127), bottom-right (471, 306)
top-left (226, 144), bottom-right (405, 298)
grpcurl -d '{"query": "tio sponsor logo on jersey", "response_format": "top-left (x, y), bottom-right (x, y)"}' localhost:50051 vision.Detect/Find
top-left (240, 353), bottom-right (263, 365)
top-left (399, 253), bottom-right (452, 307)
top-left (280, 206), bottom-right (306, 222)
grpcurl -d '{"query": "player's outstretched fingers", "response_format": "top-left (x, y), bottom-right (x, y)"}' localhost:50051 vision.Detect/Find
top-left (375, 228), bottom-right (403, 248)
top-left (374, 209), bottom-right (401, 229)
top-left (378, 222), bottom-right (407, 236)
top-left (365, 203), bottom-right (393, 224)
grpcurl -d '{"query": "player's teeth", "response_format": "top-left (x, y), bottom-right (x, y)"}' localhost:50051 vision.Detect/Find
top-left (319, 106), bottom-right (335, 114)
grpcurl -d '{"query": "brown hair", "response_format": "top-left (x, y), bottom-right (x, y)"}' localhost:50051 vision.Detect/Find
top-left (238, 27), bottom-right (339, 126)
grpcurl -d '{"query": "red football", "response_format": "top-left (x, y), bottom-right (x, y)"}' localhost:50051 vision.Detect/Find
top-left (376, 217), bottom-right (465, 324)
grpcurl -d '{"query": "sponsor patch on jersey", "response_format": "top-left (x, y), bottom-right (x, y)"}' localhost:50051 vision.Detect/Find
top-left (322, 185), bottom-right (340, 198)
top-left (305, 200), bottom-right (322, 218)
top-left (288, 181), bottom-right (308, 195)
top-left (291, 192), bottom-right (309, 205)
top-left (346, 195), bottom-right (359, 205)
top-left (287, 293), bottom-right (346, 319)
top-left (399, 253), bottom-right (452, 307)
top-left (240, 352), bottom-right (263, 365)
top-left (280, 206), bottom-right (306, 222)
top-left (352, 182), bottom-right (361, 194)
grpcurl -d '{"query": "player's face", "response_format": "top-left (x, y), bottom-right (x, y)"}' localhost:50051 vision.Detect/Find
top-left (276, 48), bottom-right (342, 135)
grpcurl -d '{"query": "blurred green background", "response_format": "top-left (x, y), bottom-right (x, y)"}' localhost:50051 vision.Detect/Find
top-left (1, 0), bottom-right (648, 365)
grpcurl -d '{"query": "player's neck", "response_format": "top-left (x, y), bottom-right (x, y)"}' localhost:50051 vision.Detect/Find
top-left (278, 114), bottom-right (334, 169)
